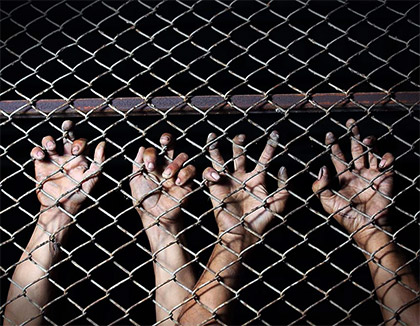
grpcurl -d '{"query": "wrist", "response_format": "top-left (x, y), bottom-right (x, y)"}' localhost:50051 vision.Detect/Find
top-left (352, 226), bottom-right (393, 252)
top-left (137, 209), bottom-right (184, 251)
top-left (218, 231), bottom-right (257, 253)
top-left (38, 208), bottom-right (72, 236)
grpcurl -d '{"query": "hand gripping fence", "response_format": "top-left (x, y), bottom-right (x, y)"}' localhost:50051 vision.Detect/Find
top-left (0, 1), bottom-right (419, 325)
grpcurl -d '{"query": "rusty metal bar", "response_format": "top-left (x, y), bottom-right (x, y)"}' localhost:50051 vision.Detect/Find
top-left (0, 92), bottom-right (418, 118)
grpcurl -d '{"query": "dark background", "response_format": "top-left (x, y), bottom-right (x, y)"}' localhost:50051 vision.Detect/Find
top-left (1, 1), bottom-right (419, 325)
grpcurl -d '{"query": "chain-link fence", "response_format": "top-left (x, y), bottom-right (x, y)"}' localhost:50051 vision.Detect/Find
top-left (1, 1), bottom-right (419, 325)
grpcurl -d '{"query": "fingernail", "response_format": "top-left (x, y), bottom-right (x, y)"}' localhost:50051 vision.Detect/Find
top-left (279, 166), bottom-right (285, 176)
top-left (175, 178), bottom-right (181, 185)
top-left (162, 168), bottom-right (171, 178)
top-left (318, 166), bottom-right (324, 180)
top-left (207, 133), bottom-right (216, 142)
top-left (36, 151), bottom-right (44, 158)
top-left (237, 134), bottom-right (245, 142)
top-left (72, 146), bottom-right (79, 155)
top-left (160, 135), bottom-right (170, 143)
top-left (379, 159), bottom-right (386, 168)
top-left (326, 132), bottom-right (334, 140)
top-left (211, 172), bottom-right (220, 181)
top-left (270, 131), bottom-right (279, 140)
top-left (47, 141), bottom-right (54, 150)
top-left (147, 162), bottom-right (155, 171)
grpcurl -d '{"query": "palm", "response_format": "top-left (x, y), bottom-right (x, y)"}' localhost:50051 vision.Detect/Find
top-left (206, 132), bottom-right (288, 238)
top-left (36, 154), bottom-right (97, 215)
top-left (314, 120), bottom-right (394, 236)
top-left (130, 142), bottom-right (195, 228)
top-left (322, 166), bottom-right (393, 232)
top-left (209, 171), bottom-right (286, 235)
top-left (130, 171), bottom-right (191, 223)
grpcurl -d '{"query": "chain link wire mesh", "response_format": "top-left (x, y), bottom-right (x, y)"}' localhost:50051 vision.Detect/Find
top-left (1, 0), bottom-right (419, 325)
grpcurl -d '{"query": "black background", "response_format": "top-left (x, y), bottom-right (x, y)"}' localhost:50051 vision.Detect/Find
top-left (1, 1), bottom-right (419, 325)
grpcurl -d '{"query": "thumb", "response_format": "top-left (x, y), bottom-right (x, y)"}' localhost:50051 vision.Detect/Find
top-left (312, 166), bottom-right (334, 201)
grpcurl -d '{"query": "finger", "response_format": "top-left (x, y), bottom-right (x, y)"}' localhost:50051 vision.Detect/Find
top-left (62, 120), bottom-right (76, 155)
top-left (325, 132), bottom-right (348, 175)
top-left (278, 166), bottom-right (288, 188)
top-left (202, 166), bottom-right (221, 185)
top-left (255, 131), bottom-right (279, 172)
top-left (312, 166), bottom-right (335, 201)
top-left (175, 164), bottom-right (196, 186)
top-left (160, 133), bottom-right (175, 159)
top-left (71, 138), bottom-right (87, 156)
top-left (82, 141), bottom-right (106, 192)
top-left (42, 136), bottom-right (58, 157)
top-left (363, 136), bottom-right (378, 169)
top-left (378, 152), bottom-right (394, 170)
top-left (207, 133), bottom-right (225, 170)
top-left (232, 134), bottom-right (246, 172)
top-left (346, 119), bottom-right (365, 169)
top-left (162, 153), bottom-right (189, 179)
top-left (143, 147), bottom-right (157, 172)
top-left (133, 146), bottom-right (145, 173)
top-left (30, 146), bottom-right (45, 160)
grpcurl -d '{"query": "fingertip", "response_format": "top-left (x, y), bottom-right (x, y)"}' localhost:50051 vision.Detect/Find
top-left (362, 136), bottom-right (376, 146)
top-left (160, 133), bottom-right (172, 146)
top-left (270, 130), bottom-right (279, 141)
top-left (61, 120), bottom-right (74, 131)
top-left (207, 132), bottom-right (216, 142)
top-left (313, 166), bottom-right (329, 193)
top-left (379, 152), bottom-right (394, 169)
top-left (147, 162), bottom-right (155, 171)
top-left (143, 148), bottom-right (157, 171)
top-left (46, 140), bottom-right (56, 151)
top-left (203, 167), bottom-right (220, 182)
top-left (72, 138), bottom-right (87, 155)
top-left (267, 130), bottom-right (280, 147)
top-left (42, 136), bottom-right (56, 151)
top-left (278, 166), bottom-right (288, 183)
top-left (207, 133), bottom-right (218, 150)
top-left (94, 141), bottom-right (106, 163)
top-left (31, 147), bottom-right (45, 160)
top-left (318, 166), bottom-right (327, 180)
top-left (325, 132), bottom-right (335, 145)
top-left (233, 134), bottom-right (246, 144)
top-left (211, 171), bottom-right (220, 181)
top-left (345, 118), bottom-right (356, 128)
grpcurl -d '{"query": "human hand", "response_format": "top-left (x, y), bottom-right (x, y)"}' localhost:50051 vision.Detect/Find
top-left (31, 120), bottom-right (105, 217)
top-left (129, 133), bottom-right (196, 234)
top-left (203, 132), bottom-right (288, 245)
top-left (312, 119), bottom-right (394, 246)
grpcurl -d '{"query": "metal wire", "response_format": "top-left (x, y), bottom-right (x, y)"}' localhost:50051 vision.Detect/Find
top-left (1, 1), bottom-right (419, 325)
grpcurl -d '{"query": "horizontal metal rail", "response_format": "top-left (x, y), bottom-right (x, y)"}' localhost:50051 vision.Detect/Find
top-left (1, 92), bottom-right (418, 118)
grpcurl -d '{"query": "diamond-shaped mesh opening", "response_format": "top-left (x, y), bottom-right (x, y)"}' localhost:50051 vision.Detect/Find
top-left (1, 1), bottom-right (419, 325)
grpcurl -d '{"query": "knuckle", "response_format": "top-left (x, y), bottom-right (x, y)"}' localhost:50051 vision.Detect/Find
top-left (178, 169), bottom-right (187, 179)
top-left (188, 164), bottom-right (196, 174)
top-left (178, 152), bottom-right (189, 161)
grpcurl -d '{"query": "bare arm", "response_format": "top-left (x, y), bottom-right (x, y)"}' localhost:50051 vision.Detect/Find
top-left (129, 133), bottom-right (196, 325)
top-left (358, 231), bottom-right (419, 325)
top-left (179, 132), bottom-right (289, 325)
top-left (4, 210), bottom-right (70, 326)
top-left (312, 118), bottom-right (419, 325)
top-left (4, 121), bottom-right (105, 326)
